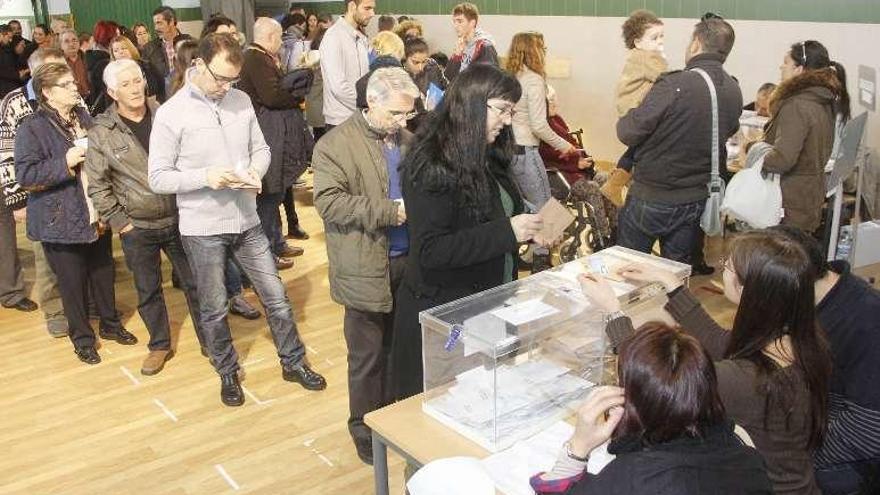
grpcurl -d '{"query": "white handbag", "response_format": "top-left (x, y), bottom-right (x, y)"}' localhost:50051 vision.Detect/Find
top-left (721, 145), bottom-right (783, 228)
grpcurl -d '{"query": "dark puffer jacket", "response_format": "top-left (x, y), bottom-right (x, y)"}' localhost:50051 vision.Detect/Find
top-left (15, 107), bottom-right (97, 244)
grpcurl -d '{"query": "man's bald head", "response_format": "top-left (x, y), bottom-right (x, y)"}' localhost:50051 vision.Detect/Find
top-left (253, 17), bottom-right (282, 54)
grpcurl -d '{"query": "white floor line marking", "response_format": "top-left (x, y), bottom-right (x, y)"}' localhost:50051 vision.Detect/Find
top-left (241, 385), bottom-right (275, 406)
top-left (241, 357), bottom-right (265, 367)
top-left (324, 358), bottom-right (334, 366)
top-left (303, 438), bottom-right (315, 447)
top-left (306, 345), bottom-right (318, 354)
top-left (119, 366), bottom-right (140, 385)
top-left (104, 348), bottom-right (113, 355)
top-left (152, 398), bottom-right (178, 422)
top-left (214, 464), bottom-right (240, 490)
top-left (317, 453), bottom-right (334, 467)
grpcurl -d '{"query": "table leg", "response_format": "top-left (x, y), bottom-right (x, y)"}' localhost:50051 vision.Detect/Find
top-left (372, 431), bottom-right (389, 495)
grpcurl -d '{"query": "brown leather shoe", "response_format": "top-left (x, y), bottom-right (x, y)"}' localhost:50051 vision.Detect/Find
top-left (275, 256), bottom-right (295, 270)
top-left (141, 349), bottom-right (174, 376)
top-left (277, 245), bottom-right (304, 258)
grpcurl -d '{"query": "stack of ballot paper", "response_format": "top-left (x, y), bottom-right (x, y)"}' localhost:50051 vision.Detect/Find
top-left (425, 359), bottom-right (594, 450)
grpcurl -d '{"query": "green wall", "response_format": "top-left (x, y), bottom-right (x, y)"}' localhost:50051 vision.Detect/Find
top-left (70, 0), bottom-right (160, 32)
top-left (293, 0), bottom-right (880, 24)
top-left (68, 0), bottom-right (880, 30)
top-left (68, 1), bottom-right (201, 33)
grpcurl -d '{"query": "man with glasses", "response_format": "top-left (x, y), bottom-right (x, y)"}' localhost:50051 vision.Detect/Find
top-left (312, 67), bottom-right (418, 464)
top-left (59, 29), bottom-right (90, 100)
top-left (238, 17), bottom-right (309, 270)
top-left (615, 14), bottom-right (742, 266)
top-left (85, 59), bottom-right (206, 376)
top-left (148, 33), bottom-right (326, 407)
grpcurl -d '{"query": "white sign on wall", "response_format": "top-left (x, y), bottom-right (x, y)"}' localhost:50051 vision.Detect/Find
top-left (0, 0), bottom-right (36, 17)
top-left (47, 0), bottom-right (70, 15)
top-left (165, 0), bottom-right (200, 7)
top-left (858, 65), bottom-right (876, 112)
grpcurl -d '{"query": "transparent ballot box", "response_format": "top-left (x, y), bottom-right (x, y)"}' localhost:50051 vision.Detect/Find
top-left (420, 246), bottom-right (691, 452)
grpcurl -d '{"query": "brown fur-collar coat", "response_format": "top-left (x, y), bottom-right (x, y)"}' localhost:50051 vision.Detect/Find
top-left (762, 68), bottom-right (840, 232)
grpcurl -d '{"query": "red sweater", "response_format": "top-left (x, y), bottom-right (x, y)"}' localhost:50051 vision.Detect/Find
top-left (539, 115), bottom-right (589, 186)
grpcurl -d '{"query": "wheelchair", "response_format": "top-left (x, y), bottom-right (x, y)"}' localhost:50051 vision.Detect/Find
top-left (518, 129), bottom-right (612, 271)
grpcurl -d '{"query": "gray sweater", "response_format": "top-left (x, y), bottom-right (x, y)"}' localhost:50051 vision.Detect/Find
top-left (319, 18), bottom-right (369, 126)
top-left (148, 69), bottom-right (270, 236)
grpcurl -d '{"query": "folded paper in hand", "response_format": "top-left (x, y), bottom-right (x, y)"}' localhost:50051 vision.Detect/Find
top-left (537, 198), bottom-right (575, 243)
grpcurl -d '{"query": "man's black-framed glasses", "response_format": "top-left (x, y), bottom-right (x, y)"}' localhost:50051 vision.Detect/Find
top-left (205, 62), bottom-right (240, 86)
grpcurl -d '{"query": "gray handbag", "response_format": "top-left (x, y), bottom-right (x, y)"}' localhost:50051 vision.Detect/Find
top-left (692, 67), bottom-right (725, 236)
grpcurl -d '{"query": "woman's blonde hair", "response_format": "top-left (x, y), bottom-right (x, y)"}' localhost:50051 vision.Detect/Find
top-left (371, 31), bottom-right (404, 60)
top-left (110, 35), bottom-right (140, 61)
top-left (505, 31), bottom-right (545, 77)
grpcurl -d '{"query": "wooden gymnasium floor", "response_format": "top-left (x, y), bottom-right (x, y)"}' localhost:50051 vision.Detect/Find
top-left (1, 180), bottom-right (877, 495)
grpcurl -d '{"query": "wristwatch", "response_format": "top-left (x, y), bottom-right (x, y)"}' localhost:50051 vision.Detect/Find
top-left (603, 310), bottom-right (626, 324)
top-left (564, 441), bottom-right (590, 463)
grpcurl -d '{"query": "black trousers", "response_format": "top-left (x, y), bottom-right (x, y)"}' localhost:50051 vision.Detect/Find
top-left (343, 255), bottom-right (406, 441)
top-left (43, 232), bottom-right (122, 349)
top-left (120, 225), bottom-right (204, 351)
top-left (281, 186), bottom-right (299, 232)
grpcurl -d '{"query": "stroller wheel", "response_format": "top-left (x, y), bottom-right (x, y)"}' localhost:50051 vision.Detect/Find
top-left (559, 239), bottom-right (579, 263)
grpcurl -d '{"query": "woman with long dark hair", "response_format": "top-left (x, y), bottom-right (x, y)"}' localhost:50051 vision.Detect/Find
top-left (580, 231), bottom-right (831, 494)
top-left (532, 324), bottom-right (772, 494)
top-left (391, 64), bottom-right (548, 400)
top-left (761, 40), bottom-right (850, 233)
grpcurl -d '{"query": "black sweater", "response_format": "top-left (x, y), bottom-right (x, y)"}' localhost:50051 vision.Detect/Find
top-left (565, 421), bottom-right (773, 494)
top-left (814, 261), bottom-right (880, 468)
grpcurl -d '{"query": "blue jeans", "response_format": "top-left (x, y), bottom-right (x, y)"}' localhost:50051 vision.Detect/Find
top-left (182, 225), bottom-right (305, 375)
top-left (510, 147), bottom-right (552, 210)
top-left (256, 192), bottom-right (286, 255)
top-left (225, 259), bottom-right (244, 298)
top-left (617, 196), bottom-right (705, 264)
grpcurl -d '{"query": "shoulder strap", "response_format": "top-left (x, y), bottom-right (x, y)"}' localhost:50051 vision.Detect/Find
top-left (691, 68), bottom-right (721, 189)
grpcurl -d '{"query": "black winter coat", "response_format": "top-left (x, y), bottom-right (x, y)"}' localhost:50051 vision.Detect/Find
top-left (85, 49), bottom-right (111, 115)
top-left (617, 53), bottom-right (743, 205)
top-left (238, 45), bottom-right (313, 195)
top-left (392, 149), bottom-right (524, 400)
top-left (562, 421), bottom-right (773, 495)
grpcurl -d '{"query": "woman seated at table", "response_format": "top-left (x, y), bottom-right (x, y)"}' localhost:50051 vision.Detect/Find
top-left (575, 230), bottom-right (831, 494)
top-left (531, 324), bottom-right (773, 494)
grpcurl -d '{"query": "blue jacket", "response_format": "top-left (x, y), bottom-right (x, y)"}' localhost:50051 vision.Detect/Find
top-left (15, 107), bottom-right (97, 244)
